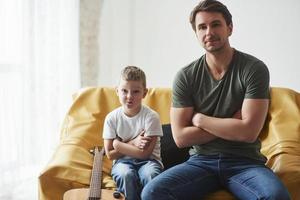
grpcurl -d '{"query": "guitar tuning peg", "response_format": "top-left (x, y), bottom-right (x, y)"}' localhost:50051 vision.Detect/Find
top-left (89, 149), bottom-right (95, 155)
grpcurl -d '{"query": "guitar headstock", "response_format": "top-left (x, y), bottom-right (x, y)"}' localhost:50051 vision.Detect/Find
top-left (89, 146), bottom-right (104, 155)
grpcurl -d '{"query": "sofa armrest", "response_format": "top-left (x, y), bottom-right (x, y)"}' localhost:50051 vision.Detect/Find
top-left (266, 153), bottom-right (300, 200)
top-left (38, 144), bottom-right (115, 200)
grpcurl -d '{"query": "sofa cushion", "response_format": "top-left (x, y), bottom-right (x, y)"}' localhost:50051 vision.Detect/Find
top-left (161, 124), bottom-right (190, 169)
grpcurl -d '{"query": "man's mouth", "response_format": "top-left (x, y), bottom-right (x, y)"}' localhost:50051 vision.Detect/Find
top-left (205, 38), bottom-right (218, 43)
top-left (205, 36), bottom-right (219, 43)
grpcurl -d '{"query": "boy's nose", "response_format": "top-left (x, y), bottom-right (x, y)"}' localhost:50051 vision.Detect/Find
top-left (127, 92), bottom-right (134, 99)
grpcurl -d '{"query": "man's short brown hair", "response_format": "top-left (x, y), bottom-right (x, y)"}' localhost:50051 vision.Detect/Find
top-left (190, 0), bottom-right (232, 31)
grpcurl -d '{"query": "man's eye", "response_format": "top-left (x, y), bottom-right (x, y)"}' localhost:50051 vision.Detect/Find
top-left (212, 23), bottom-right (221, 27)
top-left (198, 25), bottom-right (206, 30)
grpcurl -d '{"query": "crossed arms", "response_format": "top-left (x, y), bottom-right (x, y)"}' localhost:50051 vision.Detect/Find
top-left (104, 132), bottom-right (157, 160)
top-left (171, 99), bottom-right (269, 148)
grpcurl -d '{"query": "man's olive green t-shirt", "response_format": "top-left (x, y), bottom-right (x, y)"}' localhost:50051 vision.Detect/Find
top-left (172, 50), bottom-right (270, 162)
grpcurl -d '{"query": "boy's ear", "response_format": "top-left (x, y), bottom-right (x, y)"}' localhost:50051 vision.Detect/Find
top-left (115, 87), bottom-right (119, 96)
top-left (143, 88), bottom-right (148, 98)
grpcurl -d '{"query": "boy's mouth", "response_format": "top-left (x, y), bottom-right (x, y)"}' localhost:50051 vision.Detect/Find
top-left (126, 101), bottom-right (133, 106)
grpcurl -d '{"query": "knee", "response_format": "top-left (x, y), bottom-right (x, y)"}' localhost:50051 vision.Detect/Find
top-left (267, 190), bottom-right (290, 200)
top-left (260, 193), bottom-right (290, 200)
top-left (113, 168), bottom-right (138, 184)
top-left (261, 186), bottom-right (291, 200)
top-left (141, 181), bottom-right (159, 200)
top-left (140, 164), bottom-right (162, 185)
top-left (141, 178), bottom-right (172, 200)
top-left (119, 169), bottom-right (137, 180)
top-left (141, 170), bottom-right (160, 184)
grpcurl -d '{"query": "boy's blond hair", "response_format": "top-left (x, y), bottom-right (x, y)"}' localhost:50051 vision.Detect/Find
top-left (120, 66), bottom-right (147, 88)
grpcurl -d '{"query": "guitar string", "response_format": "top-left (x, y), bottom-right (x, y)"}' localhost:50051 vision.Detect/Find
top-left (89, 147), bottom-right (103, 198)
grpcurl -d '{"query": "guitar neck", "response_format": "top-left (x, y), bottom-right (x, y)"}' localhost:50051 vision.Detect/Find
top-left (88, 147), bottom-right (104, 199)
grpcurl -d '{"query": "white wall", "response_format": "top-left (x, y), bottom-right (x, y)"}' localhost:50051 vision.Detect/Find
top-left (99, 0), bottom-right (300, 92)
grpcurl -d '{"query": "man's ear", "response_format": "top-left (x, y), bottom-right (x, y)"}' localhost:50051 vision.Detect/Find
top-left (228, 23), bottom-right (233, 36)
top-left (143, 88), bottom-right (148, 98)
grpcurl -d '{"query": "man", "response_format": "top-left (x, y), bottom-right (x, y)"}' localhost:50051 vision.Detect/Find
top-left (141, 0), bottom-right (290, 199)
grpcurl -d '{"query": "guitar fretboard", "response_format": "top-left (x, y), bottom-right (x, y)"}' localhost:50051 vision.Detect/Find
top-left (88, 147), bottom-right (104, 199)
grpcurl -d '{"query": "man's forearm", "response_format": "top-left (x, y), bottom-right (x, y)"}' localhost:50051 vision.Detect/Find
top-left (172, 125), bottom-right (217, 148)
top-left (170, 106), bottom-right (217, 148)
top-left (192, 99), bottom-right (269, 143)
top-left (193, 113), bottom-right (261, 143)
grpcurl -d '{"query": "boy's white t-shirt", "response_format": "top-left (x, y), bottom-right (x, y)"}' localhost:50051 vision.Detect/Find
top-left (103, 105), bottom-right (163, 162)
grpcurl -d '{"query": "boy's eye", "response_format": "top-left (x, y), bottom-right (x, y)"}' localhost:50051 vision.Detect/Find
top-left (133, 90), bottom-right (141, 94)
top-left (121, 89), bottom-right (127, 93)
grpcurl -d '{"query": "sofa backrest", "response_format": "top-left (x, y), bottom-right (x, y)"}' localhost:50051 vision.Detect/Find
top-left (259, 87), bottom-right (300, 170)
top-left (60, 87), bottom-right (172, 149)
top-left (60, 87), bottom-right (300, 164)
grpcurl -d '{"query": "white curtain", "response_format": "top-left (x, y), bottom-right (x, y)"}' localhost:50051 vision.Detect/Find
top-left (0, 0), bottom-right (80, 199)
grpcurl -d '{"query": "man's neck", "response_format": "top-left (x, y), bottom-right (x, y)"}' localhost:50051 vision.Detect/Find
top-left (205, 47), bottom-right (234, 80)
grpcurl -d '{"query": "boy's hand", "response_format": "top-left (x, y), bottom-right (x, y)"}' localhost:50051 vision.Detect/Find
top-left (131, 130), bottom-right (152, 150)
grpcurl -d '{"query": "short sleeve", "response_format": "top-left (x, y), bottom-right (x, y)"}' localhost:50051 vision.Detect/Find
top-left (102, 113), bottom-right (117, 139)
top-left (144, 111), bottom-right (163, 137)
top-left (244, 61), bottom-right (270, 99)
top-left (172, 69), bottom-right (193, 108)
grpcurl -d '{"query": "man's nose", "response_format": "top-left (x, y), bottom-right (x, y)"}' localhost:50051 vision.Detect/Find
top-left (206, 26), bottom-right (213, 35)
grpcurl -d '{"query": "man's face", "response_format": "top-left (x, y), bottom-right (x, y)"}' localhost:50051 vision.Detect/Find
top-left (194, 11), bottom-right (232, 53)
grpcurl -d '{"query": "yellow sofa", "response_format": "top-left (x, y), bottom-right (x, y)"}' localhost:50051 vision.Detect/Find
top-left (38, 87), bottom-right (300, 200)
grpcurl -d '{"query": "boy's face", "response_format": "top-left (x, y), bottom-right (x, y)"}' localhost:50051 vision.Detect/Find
top-left (116, 79), bottom-right (147, 117)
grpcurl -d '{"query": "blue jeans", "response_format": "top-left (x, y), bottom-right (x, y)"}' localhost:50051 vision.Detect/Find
top-left (141, 154), bottom-right (290, 200)
top-left (112, 158), bottom-right (163, 200)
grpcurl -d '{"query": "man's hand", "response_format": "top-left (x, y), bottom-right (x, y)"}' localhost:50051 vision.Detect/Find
top-left (130, 130), bottom-right (152, 150)
top-left (192, 112), bottom-right (204, 128)
top-left (192, 110), bottom-right (242, 128)
top-left (189, 99), bottom-right (269, 143)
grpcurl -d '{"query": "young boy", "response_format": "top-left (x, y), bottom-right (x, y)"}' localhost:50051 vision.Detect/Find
top-left (103, 66), bottom-right (163, 200)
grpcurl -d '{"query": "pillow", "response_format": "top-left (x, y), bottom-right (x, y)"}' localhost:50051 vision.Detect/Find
top-left (160, 124), bottom-right (190, 169)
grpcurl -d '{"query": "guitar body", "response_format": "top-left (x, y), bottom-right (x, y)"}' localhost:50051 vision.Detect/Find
top-left (63, 188), bottom-right (125, 200)
top-left (63, 147), bottom-right (125, 200)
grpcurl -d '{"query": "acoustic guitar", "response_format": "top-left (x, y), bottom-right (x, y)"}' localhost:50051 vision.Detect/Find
top-left (63, 147), bottom-right (125, 200)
